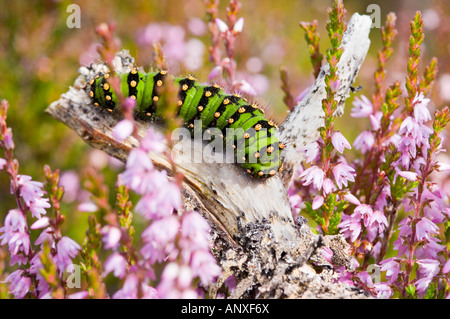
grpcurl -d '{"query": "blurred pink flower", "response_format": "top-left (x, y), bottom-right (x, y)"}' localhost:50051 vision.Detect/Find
top-left (332, 163), bottom-right (355, 189)
top-left (300, 165), bottom-right (325, 190)
top-left (312, 195), bottom-right (324, 210)
top-left (101, 225), bottom-right (122, 250)
top-left (103, 252), bottom-right (128, 279)
top-left (351, 95), bottom-right (373, 118)
top-left (353, 131), bottom-right (374, 154)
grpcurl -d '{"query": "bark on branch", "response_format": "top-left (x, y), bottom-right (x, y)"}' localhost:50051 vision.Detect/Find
top-left (46, 13), bottom-right (372, 298)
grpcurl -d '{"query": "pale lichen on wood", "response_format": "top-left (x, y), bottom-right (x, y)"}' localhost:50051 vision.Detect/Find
top-left (46, 13), bottom-right (373, 298)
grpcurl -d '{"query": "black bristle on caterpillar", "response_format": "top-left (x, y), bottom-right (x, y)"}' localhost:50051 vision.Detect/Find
top-left (86, 68), bottom-right (285, 178)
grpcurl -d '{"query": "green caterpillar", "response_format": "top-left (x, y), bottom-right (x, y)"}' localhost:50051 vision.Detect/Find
top-left (87, 68), bottom-right (285, 178)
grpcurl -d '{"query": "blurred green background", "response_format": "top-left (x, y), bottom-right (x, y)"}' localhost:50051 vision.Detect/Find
top-left (0, 0), bottom-right (449, 245)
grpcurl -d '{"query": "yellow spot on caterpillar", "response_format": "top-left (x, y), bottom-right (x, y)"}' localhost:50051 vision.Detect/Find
top-left (153, 96), bottom-right (159, 102)
top-left (103, 83), bottom-right (110, 90)
top-left (130, 95), bottom-right (136, 100)
top-left (182, 84), bottom-right (189, 91)
top-left (242, 156), bottom-right (246, 161)
top-left (89, 91), bottom-right (94, 97)
top-left (244, 133), bottom-right (250, 139)
top-left (258, 171), bottom-right (264, 176)
top-left (228, 118), bottom-right (234, 124)
top-left (146, 112), bottom-right (151, 117)
top-left (279, 142), bottom-right (286, 149)
top-left (247, 169), bottom-right (251, 174)
top-left (197, 106), bottom-right (204, 112)
top-left (268, 121), bottom-right (274, 126)
top-left (160, 70), bottom-right (168, 75)
top-left (255, 124), bottom-right (262, 131)
top-left (177, 100), bottom-right (183, 106)
top-left (234, 93), bottom-right (240, 98)
top-left (131, 68), bottom-right (138, 74)
top-left (213, 84), bottom-right (220, 89)
top-left (223, 98), bottom-right (230, 105)
top-left (278, 164), bottom-right (284, 172)
top-left (89, 79), bottom-right (95, 85)
top-left (94, 102), bottom-right (100, 107)
top-left (189, 124), bottom-right (194, 128)
top-left (156, 80), bottom-right (163, 86)
top-left (107, 109), bottom-right (113, 112)
top-left (205, 91), bottom-right (212, 97)
top-left (254, 152), bottom-right (260, 159)
top-left (267, 146), bottom-right (274, 154)
top-left (238, 107), bottom-right (246, 113)
top-left (104, 73), bottom-right (110, 79)
top-left (95, 75), bottom-right (100, 79)
top-left (105, 95), bottom-right (112, 101)
top-left (269, 170), bottom-right (276, 176)
top-left (188, 75), bottom-right (196, 81)
top-left (251, 104), bottom-right (258, 109)
top-left (130, 80), bottom-right (137, 88)
top-left (232, 144), bottom-right (236, 149)
top-left (214, 112), bottom-right (220, 118)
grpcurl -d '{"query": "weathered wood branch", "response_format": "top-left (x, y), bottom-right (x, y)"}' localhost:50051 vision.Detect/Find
top-left (46, 13), bottom-right (372, 298)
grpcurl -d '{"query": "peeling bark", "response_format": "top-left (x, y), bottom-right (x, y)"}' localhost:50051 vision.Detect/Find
top-left (46, 13), bottom-right (372, 298)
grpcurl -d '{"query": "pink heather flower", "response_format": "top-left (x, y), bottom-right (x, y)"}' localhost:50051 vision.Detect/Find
top-left (3, 128), bottom-right (15, 150)
top-left (322, 246), bottom-right (333, 263)
top-left (332, 131), bottom-right (351, 153)
top-left (397, 171), bottom-right (417, 182)
top-left (412, 92), bottom-right (431, 123)
top-left (436, 161), bottom-right (450, 172)
top-left (215, 18), bottom-right (229, 33)
top-left (369, 113), bottom-right (382, 131)
top-left (190, 250), bottom-right (222, 285)
top-left (312, 195), bottom-right (324, 210)
top-left (101, 226), bottom-right (122, 250)
top-left (369, 209), bottom-right (388, 233)
top-left (233, 79), bottom-right (257, 96)
top-left (140, 127), bottom-right (166, 153)
top-left (233, 17), bottom-right (244, 33)
top-left (208, 65), bottom-right (223, 80)
top-left (77, 201), bottom-right (98, 212)
top-left (68, 291), bottom-right (90, 299)
top-left (157, 263), bottom-right (197, 299)
top-left (353, 131), bottom-right (374, 154)
top-left (103, 252), bottom-right (128, 279)
top-left (112, 119), bottom-right (134, 142)
top-left (30, 217), bottom-right (50, 230)
top-left (0, 209), bottom-right (30, 256)
top-left (113, 274), bottom-right (158, 299)
top-left (322, 178), bottom-right (335, 195)
top-left (443, 259), bottom-right (450, 274)
top-left (59, 170), bottom-right (80, 203)
top-left (373, 283), bottom-right (393, 299)
top-left (354, 204), bottom-right (373, 227)
top-left (4, 270), bottom-right (31, 299)
top-left (187, 18), bottom-right (207, 36)
top-left (300, 166), bottom-right (325, 190)
top-left (17, 175), bottom-right (50, 219)
top-left (0, 158), bottom-right (6, 170)
top-left (54, 236), bottom-right (81, 272)
top-left (332, 163), bottom-right (355, 189)
top-left (415, 259), bottom-right (440, 295)
top-left (379, 258), bottom-right (400, 283)
top-left (289, 193), bottom-right (302, 216)
top-left (338, 213), bottom-right (362, 242)
top-left (140, 216), bottom-right (180, 264)
top-left (415, 217), bottom-right (439, 242)
top-left (300, 142), bottom-right (320, 163)
top-left (343, 193), bottom-right (361, 206)
top-left (180, 211), bottom-right (210, 247)
top-left (351, 95), bottom-right (373, 118)
top-left (415, 237), bottom-right (445, 259)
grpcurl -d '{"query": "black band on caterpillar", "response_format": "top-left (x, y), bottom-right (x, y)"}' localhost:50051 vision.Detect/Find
top-left (86, 69), bottom-right (285, 178)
